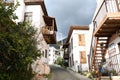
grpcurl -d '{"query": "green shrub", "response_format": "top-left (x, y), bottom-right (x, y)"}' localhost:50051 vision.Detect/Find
top-left (56, 57), bottom-right (63, 66)
top-left (0, 1), bottom-right (40, 80)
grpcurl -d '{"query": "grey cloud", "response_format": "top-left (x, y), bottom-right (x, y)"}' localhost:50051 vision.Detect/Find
top-left (45, 0), bottom-right (96, 40)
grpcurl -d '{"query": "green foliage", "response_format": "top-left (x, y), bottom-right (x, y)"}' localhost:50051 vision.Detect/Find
top-left (56, 57), bottom-right (63, 66)
top-left (110, 69), bottom-right (118, 76)
top-left (0, 1), bottom-right (41, 80)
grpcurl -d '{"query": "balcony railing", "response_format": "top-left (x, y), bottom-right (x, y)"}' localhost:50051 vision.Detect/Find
top-left (106, 53), bottom-right (120, 73)
top-left (93, 0), bottom-right (120, 29)
top-left (42, 26), bottom-right (55, 35)
top-left (42, 26), bottom-right (56, 44)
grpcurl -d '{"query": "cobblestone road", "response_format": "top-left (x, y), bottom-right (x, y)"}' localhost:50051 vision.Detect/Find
top-left (49, 64), bottom-right (90, 80)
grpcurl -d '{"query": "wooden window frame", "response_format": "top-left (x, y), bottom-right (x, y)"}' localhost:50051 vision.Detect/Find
top-left (80, 51), bottom-right (86, 64)
top-left (24, 12), bottom-right (33, 23)
top-left (78, 34), bottom-right (85, 46)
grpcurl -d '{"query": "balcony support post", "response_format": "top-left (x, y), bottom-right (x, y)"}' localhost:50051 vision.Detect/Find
top-left (115, 0), bottom-right (120, 12)
top-left (105, 0), bottom-right (108, 12)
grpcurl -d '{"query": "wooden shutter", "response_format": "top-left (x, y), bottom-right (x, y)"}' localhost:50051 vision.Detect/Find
top-left (78, 34), bottom-right (85, 46)
top-left (80, 51), bottom-right (86, 64)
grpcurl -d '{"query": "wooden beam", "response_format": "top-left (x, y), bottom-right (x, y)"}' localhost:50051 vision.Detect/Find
top-left (95, 33), bottom-right (111, 37)
top-left (103, 24), bottom-right (120, 27)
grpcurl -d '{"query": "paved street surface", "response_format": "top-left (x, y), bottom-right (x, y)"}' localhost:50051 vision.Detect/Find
top-left (49, 64), bottom-right (90, 80)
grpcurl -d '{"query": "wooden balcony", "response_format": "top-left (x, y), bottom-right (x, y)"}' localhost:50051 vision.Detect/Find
top-left (42, 27), bottom-right (56, 44)
top-left (91, 0), bottom-right (120, 71)
top-left (42, 16), bottom-right (57, 44)
top-left (94, 13), bottom-right (120, 37)
top-left (93, 0), bottom-right (120, 37)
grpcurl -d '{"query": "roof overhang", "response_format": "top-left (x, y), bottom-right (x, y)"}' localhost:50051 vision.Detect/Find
top-left (43, 16), bottom-right (57, 31)
top-left (66, 26), bottom-right (89, 44)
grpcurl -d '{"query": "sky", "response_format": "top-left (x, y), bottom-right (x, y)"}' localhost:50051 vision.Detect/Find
top-left (44, 0), bottom-right (96, 41)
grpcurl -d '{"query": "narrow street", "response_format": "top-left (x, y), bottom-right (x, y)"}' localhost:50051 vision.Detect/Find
top-left (49, 65), bottom-right (90, 80)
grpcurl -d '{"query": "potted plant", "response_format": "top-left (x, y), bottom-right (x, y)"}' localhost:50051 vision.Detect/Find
top-left (92, 70), bottom-right (99, 79)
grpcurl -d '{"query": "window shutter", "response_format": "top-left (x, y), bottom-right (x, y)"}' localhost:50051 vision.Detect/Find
top-left (78, 34), bottom-right (85, 46)
top-left (80, 51), bottom-right (86, 64)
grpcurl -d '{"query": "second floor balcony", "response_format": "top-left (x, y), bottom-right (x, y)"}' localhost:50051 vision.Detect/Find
top-left (42, 16), bottom-right (57, 44)
top-left (93, 0), bottom-right (120, 37)
top-left (42, 26), bottom-right (56, 44)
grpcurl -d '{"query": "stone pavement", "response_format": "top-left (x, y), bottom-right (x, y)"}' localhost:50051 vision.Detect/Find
top-left (32, 74), bottom-right (48, 80)
top-left (33, 65), bottom-right (91, 80)
top-left (67, 68), bottom-right (91, 80)
top-left (49, 64), bottom-right (91, 80)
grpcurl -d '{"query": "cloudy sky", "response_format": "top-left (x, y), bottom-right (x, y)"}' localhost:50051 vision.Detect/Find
top-left (44, 0), bottom-right (96, 41)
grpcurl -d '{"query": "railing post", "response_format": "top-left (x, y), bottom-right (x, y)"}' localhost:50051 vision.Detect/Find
top-left (115, 0), bottom-right (120, 12)
top-left (93, 21), bottom-right (97, 31)
top-left (104, 0), bottom-right (108, 12)
top-left (116, 54), bottom-right (119, 72)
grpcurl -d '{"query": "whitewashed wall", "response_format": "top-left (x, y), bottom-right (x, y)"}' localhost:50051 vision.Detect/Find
top-left (69, 29), bottom-right (89, 72)
top-left (25, 5), bottom-right (45, 28)
top-left (49, 47), bottom-right (56, 65)
top-left (14, 0), bottom-right (50, 75)
top-left (14, 0), bottom-right (25, 22)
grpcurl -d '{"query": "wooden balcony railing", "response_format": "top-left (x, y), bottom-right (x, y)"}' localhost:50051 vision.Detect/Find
top-left (42, 26), bottom-right (56, 44)
top-left (93, 0), bottom-right (120, 30)
top-left (42, 26), bottom-right (55, 35)
top-left (106, 53), bottom-right (120, 73)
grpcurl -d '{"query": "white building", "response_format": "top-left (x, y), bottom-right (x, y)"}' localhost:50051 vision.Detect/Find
top-left (49, 47), bottom-right (57, 65)
top-left (7, 0), bottom-right (57, 75)
top-left (64, 26), bottom-right (90, 72)
top-left (49, 46), bottom-right (63, 65)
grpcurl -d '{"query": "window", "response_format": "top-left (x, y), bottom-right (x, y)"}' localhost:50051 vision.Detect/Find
top-left (24, 12), bottom-right (32, 23)
top-left (80, 51), bottom-right (86, 64)
top-left (71, 38), bottom-right (73, 49)
top-left (78, 34), bottom-right (85, 46)
top-left (42, 51), bottom-right (44, 56)
top-left (72, 54), bottom-right (74, 66)
top-left (45, 49), bottom-right (47, 58)
top-left (69, 57), bottom-right (71, 66)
